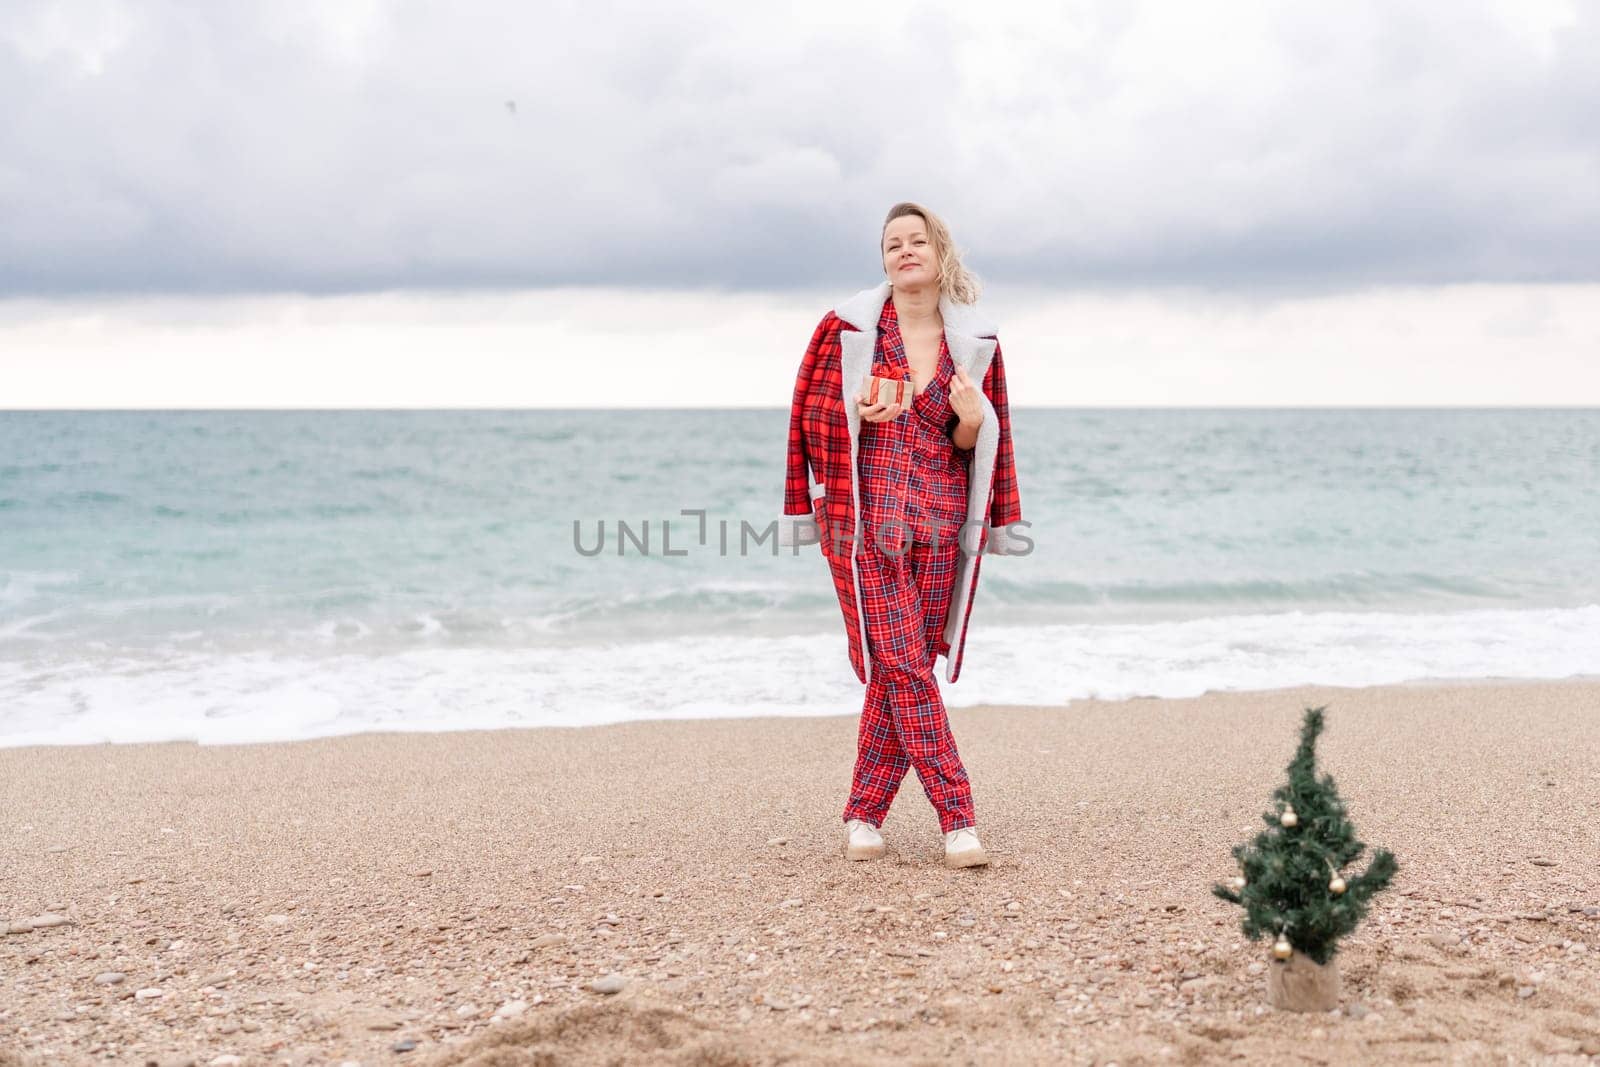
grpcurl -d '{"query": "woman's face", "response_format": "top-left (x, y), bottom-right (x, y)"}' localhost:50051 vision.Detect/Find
top-left (882, 215), bottom-right (936, 289)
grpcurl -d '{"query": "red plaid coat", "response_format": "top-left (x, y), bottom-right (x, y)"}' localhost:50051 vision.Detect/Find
top-left (780, 281), bottom-right (1025, 686)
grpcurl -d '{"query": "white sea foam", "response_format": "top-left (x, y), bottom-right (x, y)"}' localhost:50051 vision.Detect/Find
top-left (0, 609), bottom-right (70, 640)
top-left (406, 613), bottom-right (445, 636)
top-left (309, 617), bottom-right (373, 642)
top-left (2, 604), bottom-right (1597, 748)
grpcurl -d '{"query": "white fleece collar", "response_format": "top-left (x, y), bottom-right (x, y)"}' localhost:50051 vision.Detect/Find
top-left (833, 280), bottom-right (998, 340)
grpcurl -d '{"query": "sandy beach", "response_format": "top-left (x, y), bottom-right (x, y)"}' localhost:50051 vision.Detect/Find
top-left (3, 679), bottom-right (1599, 1065)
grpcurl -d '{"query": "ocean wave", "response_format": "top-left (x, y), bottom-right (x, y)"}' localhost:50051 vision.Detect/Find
top-left (981, 570), bottom-right (1525, 607)
top-left (0, 570), bottom-right (83, 612)
top-left (3, 604), bottom-right (1596, 748)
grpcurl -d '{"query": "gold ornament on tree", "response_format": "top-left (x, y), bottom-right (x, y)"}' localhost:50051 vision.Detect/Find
top-left (1272, 934), bottom-right (1293, 960)
top-left (1279, 805), bottom-right (1298, 827)
top-left (1321, 857), bottom-right (1347, 896)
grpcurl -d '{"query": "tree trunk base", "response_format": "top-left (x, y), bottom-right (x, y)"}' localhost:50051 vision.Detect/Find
top-left (1266, 951), bottom-right (1341, 1012)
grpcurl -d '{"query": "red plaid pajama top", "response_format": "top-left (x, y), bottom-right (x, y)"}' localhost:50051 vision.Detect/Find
top-left (858, 298), bottom-right (971, 553)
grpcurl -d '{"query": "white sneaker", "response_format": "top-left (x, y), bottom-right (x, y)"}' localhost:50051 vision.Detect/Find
top-left (943, 826), bottom-right (988, 868)
top-left (844, 818), bottom-right (885, 861)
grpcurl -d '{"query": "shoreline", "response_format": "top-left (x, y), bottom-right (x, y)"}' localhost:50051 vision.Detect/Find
top-left (4, 671), bottom-right (1599, 755)
top-left (4, 678), bottom-right (1598, 1064)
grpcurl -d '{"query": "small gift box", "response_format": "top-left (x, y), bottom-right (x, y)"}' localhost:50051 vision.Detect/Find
top-left (867, 364), bottom-right (912, 410)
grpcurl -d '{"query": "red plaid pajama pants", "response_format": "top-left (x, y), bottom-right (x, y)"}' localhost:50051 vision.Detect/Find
top-left (842, 526), bottom-right (975, 834)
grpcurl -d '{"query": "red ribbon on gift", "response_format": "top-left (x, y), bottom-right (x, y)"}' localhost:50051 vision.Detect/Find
top-left (868, 364), bottom-right (910, 407)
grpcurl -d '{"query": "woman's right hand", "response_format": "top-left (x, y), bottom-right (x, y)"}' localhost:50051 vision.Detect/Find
top-left (855, 389), bottom-right (904, 423)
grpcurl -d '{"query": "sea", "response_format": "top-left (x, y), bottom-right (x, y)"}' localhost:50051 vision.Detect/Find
top-left (2, 408), bottom-right (1597, 748)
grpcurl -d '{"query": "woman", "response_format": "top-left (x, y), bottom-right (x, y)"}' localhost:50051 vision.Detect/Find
top-left (780, 201), bottom-right (1025, 869)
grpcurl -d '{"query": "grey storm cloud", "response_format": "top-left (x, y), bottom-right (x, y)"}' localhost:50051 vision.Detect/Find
top-left (1, 0), bottom-right (1597, 297)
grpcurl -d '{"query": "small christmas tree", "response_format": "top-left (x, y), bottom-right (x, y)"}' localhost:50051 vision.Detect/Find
top-left (1213, 706), bottom-right (1397, 1007)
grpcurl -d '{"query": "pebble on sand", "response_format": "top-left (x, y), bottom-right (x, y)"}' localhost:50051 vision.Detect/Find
top-left (493, 999), bottom-right (529, 1020)
top-left (588, 973), bottom-right (628, 994)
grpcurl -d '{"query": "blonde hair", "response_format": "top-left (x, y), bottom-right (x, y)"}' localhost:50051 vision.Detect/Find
top-left (881, 201), bottom-right (982, 304)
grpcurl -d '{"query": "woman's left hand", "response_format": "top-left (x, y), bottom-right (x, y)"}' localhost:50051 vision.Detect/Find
top-left (949, 364), bottom-right (984, 428)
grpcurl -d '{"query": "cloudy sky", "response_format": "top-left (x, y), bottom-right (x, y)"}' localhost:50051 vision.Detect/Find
top-left (3, 0), bottom-right (1597, 406)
